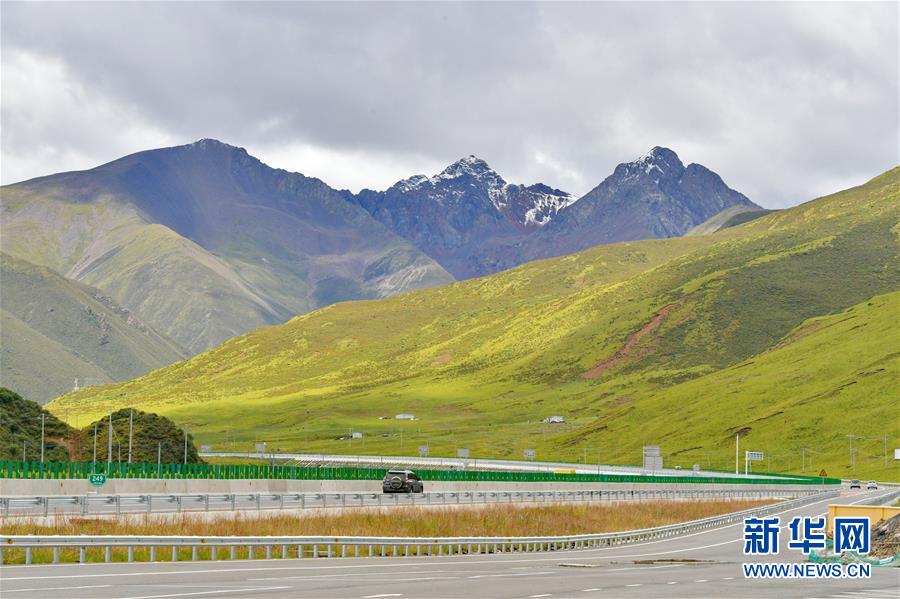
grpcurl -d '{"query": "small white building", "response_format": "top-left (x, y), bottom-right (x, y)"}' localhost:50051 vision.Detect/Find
top-left (395, 413), bottom-right (417, 421)
top-left (542, 415), bottom-right (565, 424)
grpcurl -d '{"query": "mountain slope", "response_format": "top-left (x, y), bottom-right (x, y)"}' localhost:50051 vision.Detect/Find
top-left (525, 147), bottom-right (759, 261)
top-left (1, 140), bottom-right (453, 353)
top-left (0, 254), bottom-right (186, 403)
top-left (351, 156), bottom-right (575, 279)
top-left (685, 206), bottom-right (773, 236)
top-left (48, 167), bottom-right (900, 477)
top-left (557, 291), bottom-right (899, 478)
top-left (352, 148), bottom-right (756, 279)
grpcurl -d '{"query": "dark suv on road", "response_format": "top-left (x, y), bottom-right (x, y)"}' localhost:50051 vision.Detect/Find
top-left (382, 470), bottom-right (424, 493)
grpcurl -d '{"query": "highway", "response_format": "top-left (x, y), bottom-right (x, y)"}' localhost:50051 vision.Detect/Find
top-left (1, 488), bottom-right (896, 598)
top-left (202, 451), bottom-right (794, 479)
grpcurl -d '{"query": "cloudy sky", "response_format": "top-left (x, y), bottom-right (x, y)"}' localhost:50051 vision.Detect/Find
top-left (2, 2), bottom-right (897, 207)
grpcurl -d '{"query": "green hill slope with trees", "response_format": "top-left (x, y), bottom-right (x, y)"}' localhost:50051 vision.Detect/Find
top-left (1, 388), bottom-right (202, 463)
top-left (48, 168), bottom-right (900, 479)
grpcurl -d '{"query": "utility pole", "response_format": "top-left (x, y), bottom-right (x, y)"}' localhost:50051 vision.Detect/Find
top-left (107, 412), bottom-right (113, 465)
top-left (22, 439), bottom-right (26, 462)
top-left (93, 423), bottom-right (98, 465)
top-left (735, 433), bottom-right (739, 475)
top-left (801, 447), bottom-right (805, 472)
top-left (884, 434), bottom-right (888, 466)
top-left (40, 412), bottom-right (45, 463)
top-left (183, 427), bottom-right (188, 464)
top-left (157, 442), bottom-right (162, 474)
top-left (128, 409), bottom-right (134, 464)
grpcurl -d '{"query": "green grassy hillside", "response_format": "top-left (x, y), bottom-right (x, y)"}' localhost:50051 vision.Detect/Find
top-left (48, 168), bottom-right (900, 479)
top-left (0, 254), bottom-right (186, 403)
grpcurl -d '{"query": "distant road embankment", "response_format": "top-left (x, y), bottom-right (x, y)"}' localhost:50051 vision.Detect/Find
top-left (202, 451), bottom-right (801, 480)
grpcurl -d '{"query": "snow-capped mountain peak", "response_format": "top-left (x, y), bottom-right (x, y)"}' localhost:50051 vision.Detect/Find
top-left (438, 155), bottom-right (498, 179)
top-left (619, 146), bottom-right (685, 183)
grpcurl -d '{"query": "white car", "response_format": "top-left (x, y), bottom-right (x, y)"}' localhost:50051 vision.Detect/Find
top-left (866, 481), bottom-right (878, 490)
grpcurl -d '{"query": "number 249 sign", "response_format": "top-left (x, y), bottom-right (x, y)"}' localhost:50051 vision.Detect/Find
top-left (89, 473), bottom-right (106, 487)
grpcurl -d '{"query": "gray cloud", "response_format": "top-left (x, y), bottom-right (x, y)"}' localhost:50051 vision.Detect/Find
top-left (2, 1), bottom-right (897, 207)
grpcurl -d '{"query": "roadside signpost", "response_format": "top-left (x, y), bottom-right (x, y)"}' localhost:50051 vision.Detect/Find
top-left (200, 444), bottom-right (211, 453)
top-left (457, 448), bottom-right (470, 458)
top-left (89, 473), bottom-right (106, 487)
top-left (745, 450), bottom-right (764, 475)
top-left (418, 445), bottom-right (429, 457)
top-left (524, 449), bottom-right (536, 460)
top-left (642, 445), bottom-right (663, 472)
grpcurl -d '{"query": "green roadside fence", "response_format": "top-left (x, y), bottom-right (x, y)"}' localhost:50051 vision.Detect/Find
top-left (0, 460), bottom-right (841, 485)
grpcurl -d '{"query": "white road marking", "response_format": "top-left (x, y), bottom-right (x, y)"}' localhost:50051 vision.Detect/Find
top-left (3, 585), bottom-right (112, 594)
top-left (722, 576), bottom-right (733, 580)
top-left (116, 587), bottom-right (291, 599)
top-left (392, 577), bottom-right (457, 582)
top-left (248, 569), bottom-right (444, 581)
top-left (695, 579), bottom-right (708, 582)
top-left (625, 583), bottom-right (642, 587)
top-left (666, 581), bottom-right (678, 585)
top-left (528, 595), bottom-right (552, 598)
top-left (362, 595), bottom-right (403, 598)
top-left (581, 589), bottom-right (602, 592)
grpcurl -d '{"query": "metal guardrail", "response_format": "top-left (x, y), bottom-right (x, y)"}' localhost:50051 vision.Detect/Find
top-left (0, 491), bottom-right (840, 565)
top-left (1, 488), bottom-right (821, 518)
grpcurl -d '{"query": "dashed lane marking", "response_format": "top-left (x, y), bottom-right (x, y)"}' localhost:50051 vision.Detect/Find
top-left (117, 587), bottom-right (292, 599)
top-left (3, 585), bottom-right (113, 594)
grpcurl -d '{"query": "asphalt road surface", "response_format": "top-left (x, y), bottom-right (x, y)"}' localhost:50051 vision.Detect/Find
top-left (1, 489), bottom-right (897, 599)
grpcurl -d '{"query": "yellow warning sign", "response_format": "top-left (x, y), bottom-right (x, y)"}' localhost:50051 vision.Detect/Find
top-left (819, 469), bottom-right (828, 477)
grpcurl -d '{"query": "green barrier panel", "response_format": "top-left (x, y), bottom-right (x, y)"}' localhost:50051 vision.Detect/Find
top-left (0, 459), bottom-right (841, 485)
